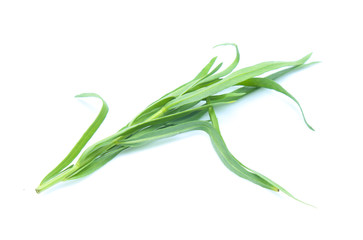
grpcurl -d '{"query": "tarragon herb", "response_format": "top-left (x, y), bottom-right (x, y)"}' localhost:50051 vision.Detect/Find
top-left (36, 44), bottom-right (315, 204)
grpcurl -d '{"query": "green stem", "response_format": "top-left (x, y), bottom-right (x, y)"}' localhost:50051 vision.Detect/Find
top-left (35, 165), bottom-right (79, 194)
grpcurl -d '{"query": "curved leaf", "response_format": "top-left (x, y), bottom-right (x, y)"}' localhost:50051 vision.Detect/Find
top-left (166, 53), bottom-right (312, 110)
top-left (241, 77), bottom-right (314, 130)
top-left (40, 93), bottom-right (108, 184)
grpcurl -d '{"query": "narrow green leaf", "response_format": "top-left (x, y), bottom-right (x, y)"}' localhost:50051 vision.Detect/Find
top-left (205, 62), bottom-right (223, 78)
top-left (241, 77), bottom-right (314, 130)
top-left (158, 43), bottom-right (239, 100)
top-left (226, 53), bottom-right (311, 80)
top-left (166, 53), bottom-right (312, 110)
top-left (70, 107), bottom-right (208, 180)
top-left (208, 43), bottom-right (240, 80)
top-left (186, 77), bottom-right (222, 93)
top-left (208, 62), bottom-right (318, 105)
top-left (128, 96), bottom-right (175, 126)
top-left (265, 61), bottom-right (319, 80)
top-left (206, 104), bottom-right (314, 205)
top-left (206, 103), bottom-right (280, 191)
top-left (68, 146), bottom-right (126, 180)
top-left (193, 56), bottom-right (218, 80)
top-left (190, 43), bottom-right (240, 88)
top-left (206, 98), bottom-right (220, 133)
top-left (179, 57), bottom-right (220, 96)
top-left (117, 120), bottom-right (279, 192)
top-left (204, 122), bottom-right (280, 192)
top-left (208, 87), bottom-right (255, 104)
top-left (117, 121), bottom-right (199, 147)
top-left (40, 93), bottom-right (108, 184)
top-left (127, 44), bottom-right (238, 125)
top-left (116, 116), bottom-right (312, 205)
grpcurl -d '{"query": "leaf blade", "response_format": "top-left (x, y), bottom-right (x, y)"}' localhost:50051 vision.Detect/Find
top-left (40, 93), bottom-right (108, 184)
top-left (166, 53), bottom-right (312, 110)
top-left (241, 77), bottom-right (314, 130)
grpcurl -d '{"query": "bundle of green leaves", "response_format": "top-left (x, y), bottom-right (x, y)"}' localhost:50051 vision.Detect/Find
top-left (36, 44), bottom-right (315, 204)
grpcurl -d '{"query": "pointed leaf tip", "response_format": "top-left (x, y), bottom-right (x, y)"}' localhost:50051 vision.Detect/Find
top-left (213, 42), bottom-right (237, 48)
top-left (75, 93), bottom-right (101, 98)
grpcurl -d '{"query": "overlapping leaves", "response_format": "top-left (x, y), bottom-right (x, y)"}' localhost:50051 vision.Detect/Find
top-left (36, 44), bottom-right (315, 205)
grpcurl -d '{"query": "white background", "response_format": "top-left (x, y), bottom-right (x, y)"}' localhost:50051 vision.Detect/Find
top-left (1, 0), bottom-right (362, 239)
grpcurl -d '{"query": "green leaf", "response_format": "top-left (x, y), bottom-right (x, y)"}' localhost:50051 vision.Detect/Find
top-left (205, 62), bottom-right (223, 78)
top-left (241, 77), bottom-right (314, 130)
top-left (208, 62), bottom-right (318, 105)
top-left (208, 86), bottom-right (256, 104)
top-left (206, 98), bottom-right (221, 133)
top-left (117, 114), bottom-right (312, 204)
top-left (185, 43), bottom-right (240, 92)
top-left (178, 57), bottom-right (220, 96)
top-left (127, 96), bottom-right (175, 126)
top-left (126, 44), bottom-right (239, 125)
top-left (202, 43), bottom-right (240, 82)
top-left (39, 93), bottom-right (108, 184)
top-left (193, 56), bottom-right (218, 80)
top-left (166, 53), bottom-right (312, 110)
top-left (67, 146), bottom-right (126, 180)
top-left (117, 120), bottom-right (278, 191)
top-left (150, 43), bottom-right (239, 102)
top-left (265, 61), bottom-right (319, 80)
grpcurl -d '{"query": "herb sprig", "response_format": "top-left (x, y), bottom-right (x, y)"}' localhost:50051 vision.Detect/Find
top-left (36, 44), bottom-right (315, 204)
